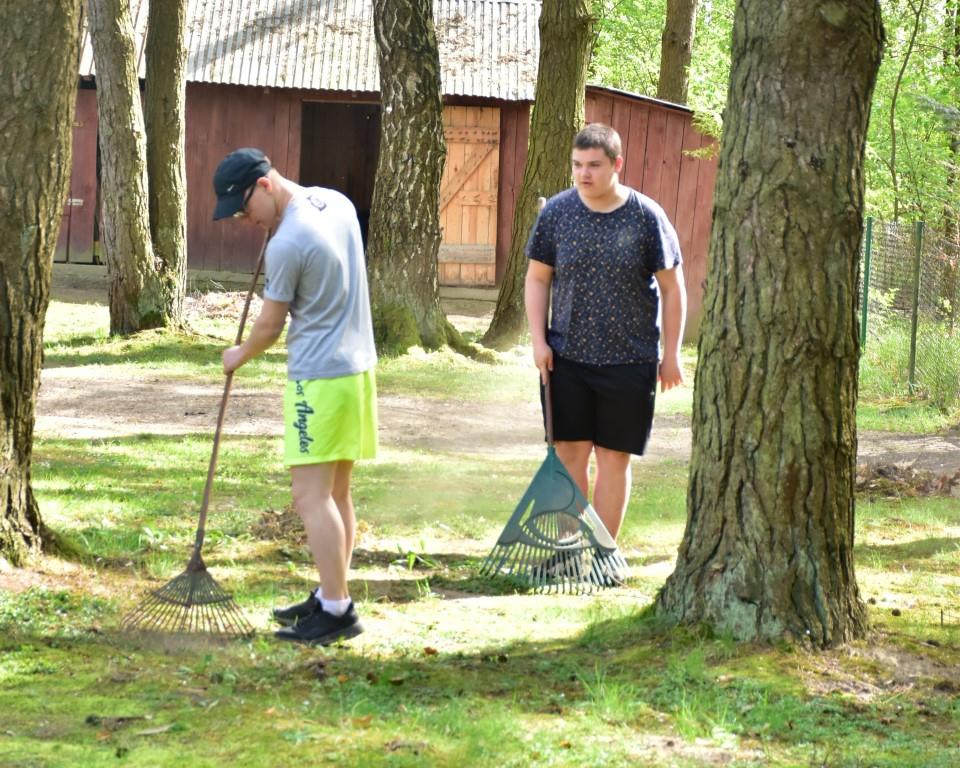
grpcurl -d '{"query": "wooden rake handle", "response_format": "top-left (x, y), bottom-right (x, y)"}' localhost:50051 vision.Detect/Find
top-left (544, 373), bottom-right (555, 447)
top-left (190, 231), bottom-right (271, 563)
top-left (537, 194), bottom-right (553, 447)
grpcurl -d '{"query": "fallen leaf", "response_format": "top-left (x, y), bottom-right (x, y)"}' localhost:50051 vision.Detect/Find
top-left (351, 715), bottom-right (373, 728)
top-left (337, 674), bottom-right (349, 683)
top-left (135, 724), bottom-right (175, 737)
top-left (423, 646), bottom-right (439, 656)
top-left (560, 740), bottom-right (572, 749)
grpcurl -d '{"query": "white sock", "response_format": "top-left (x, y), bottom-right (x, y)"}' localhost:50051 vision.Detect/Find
top-left (321, 596), bottom-right (352, 617)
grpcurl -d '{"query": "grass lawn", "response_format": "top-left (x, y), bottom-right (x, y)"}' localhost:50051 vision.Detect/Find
top-left (1, 293), bottom-right (958, 767)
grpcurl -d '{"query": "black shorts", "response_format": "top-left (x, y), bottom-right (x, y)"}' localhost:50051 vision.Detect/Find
top-left (541, 353), bottom-right (657, 456)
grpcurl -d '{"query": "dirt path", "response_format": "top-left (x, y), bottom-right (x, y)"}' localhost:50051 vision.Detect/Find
top-left (36, 366), bottom-right (960, 473)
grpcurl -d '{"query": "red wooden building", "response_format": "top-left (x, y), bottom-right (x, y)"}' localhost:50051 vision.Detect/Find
top-left (61, 0), bottom-right (717, 331)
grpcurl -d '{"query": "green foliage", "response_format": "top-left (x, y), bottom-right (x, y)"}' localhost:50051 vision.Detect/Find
top-left (860, 292), bottom-right (960, 416)
top-left (685, 0), bottom-right (735, 118)
top-left (865, 0), bottom-right (960, 224)
top-left (590, 0), bottom-right (664, 96)
top-left (589, 0), bottom-right (733, 115)
top-left (591, 0), bottom-right (958, 229)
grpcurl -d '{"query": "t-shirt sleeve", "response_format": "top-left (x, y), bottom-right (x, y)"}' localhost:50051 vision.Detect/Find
top-left (644, 202), bottom-right (683, 274)
top-left (525, 205), bottom-right (556, 266)
top-left (262, 237), bottom-right (302, 303)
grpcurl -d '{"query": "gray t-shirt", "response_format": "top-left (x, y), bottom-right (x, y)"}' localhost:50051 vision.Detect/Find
top-left (263, 186), bottom-right (377, 380)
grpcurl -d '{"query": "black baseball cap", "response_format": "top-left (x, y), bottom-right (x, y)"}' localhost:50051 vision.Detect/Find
top-left (212, 148), bottom-right (271, 220)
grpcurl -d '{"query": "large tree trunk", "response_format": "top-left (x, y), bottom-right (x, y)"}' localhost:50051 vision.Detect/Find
top-left (145, 0), bottom-right (188, 328)
top-left (482, 0), bottom-right (593, 347)
top-left (88, 0), bottom-right (166, 335)
top-left (367, 0), bottom-right (457, 354)
top-left (0, 0), bottom-right (83, 565)
top-left (657, 1), bottom-right (884, 647)
top-left (657, 0), bottom-right (699, 104)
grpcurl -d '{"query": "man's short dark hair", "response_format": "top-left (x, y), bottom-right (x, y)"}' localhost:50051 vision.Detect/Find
top-left (573, 124), bottom-right (622, 163)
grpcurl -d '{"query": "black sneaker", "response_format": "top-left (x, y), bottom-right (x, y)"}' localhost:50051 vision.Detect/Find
top-left (272, 592), bottom-right (319, 626)
top-left (274, 603), bottom-right (363, 646)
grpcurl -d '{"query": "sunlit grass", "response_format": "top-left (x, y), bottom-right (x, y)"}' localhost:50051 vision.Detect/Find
top-left (9, 286), bottom-right (959, 766)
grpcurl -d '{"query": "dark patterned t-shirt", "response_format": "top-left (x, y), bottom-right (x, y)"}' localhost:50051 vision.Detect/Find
top-left (526, 187), bottom-right (682, 365)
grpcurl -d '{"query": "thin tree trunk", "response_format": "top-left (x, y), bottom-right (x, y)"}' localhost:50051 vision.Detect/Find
top-left (945, 0), bottom-right (960, 333)
top-left (367, 0), bottom-right (457, 353)
top-left (657, 0), bottom-right (699, 104)
top-left (483, 0), bottom-right (593, 348)
top-left (145, 0), bottom-right (188, 328)
top-left (658, 1), bottom-right (884, 647)
top-left (0, 0), bottom-right (83, 565)
top-left (888, 0), bottom-right (926, 222)
top-left (88, 0), bottom-right (166, 335)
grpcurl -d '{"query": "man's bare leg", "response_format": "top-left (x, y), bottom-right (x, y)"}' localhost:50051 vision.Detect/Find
top-left (593, 446), bottom-right (631, 540)
top-left (291, 462), bottom-right (350, 601)
top-left (554, 440), bottom-right (593, 500)
top-left (331, 460), bottom-right (356, 571)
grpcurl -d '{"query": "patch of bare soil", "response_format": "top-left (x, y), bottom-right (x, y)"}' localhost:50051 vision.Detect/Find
top-left (36, 276), bottom-right (960, 475)
top-left (804, 638), bottom-right (960, 702)
top-left (35, 365), bottom-right (960, 479)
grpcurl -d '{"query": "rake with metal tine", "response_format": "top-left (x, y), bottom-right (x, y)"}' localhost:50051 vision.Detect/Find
top-left (121, 232), bottom-right (272, 638)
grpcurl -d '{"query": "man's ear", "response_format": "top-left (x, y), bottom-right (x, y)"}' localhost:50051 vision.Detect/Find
top-left (614, 155), bottom-right (625, 173)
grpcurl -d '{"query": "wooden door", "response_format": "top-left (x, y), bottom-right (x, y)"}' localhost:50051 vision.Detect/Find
top-left (55, 89), bottom-right (99, 263)
top-left (438, 106), bottom-right (500, 287)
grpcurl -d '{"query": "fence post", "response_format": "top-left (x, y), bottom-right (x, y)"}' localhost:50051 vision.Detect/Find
top-left (860, 217), bottom-right (873, 350)
top-left (908, 220), bottom-right (924, 393)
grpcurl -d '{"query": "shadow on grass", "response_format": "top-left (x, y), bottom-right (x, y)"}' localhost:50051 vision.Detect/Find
top-left (4, 586), bottom-right (960, 768)
top-left (857, 537), bottom-right (960, 567)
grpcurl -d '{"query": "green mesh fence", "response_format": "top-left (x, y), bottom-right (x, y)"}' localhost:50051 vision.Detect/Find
top-left (859, 218), bottom-right (960, 412)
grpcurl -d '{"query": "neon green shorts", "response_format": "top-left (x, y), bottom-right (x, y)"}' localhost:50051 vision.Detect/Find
top-left (283, 370), bottom-right (378, 466)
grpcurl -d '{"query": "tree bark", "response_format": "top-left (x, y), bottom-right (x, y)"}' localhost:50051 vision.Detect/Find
top-left (657, 1), bottom-right (884, 647)
top-left (0, 0), bottom-right (83, 565)
top-left (88, 0), bottom-right (166, 335)
top-left (145, 0), bottom-right (188, 328)
top-left (657, 0), bottom-right (699, 105)
top-left (367, 0), bottom-right (457, 354)
top-left (482, 0), bottom-right (593, 347)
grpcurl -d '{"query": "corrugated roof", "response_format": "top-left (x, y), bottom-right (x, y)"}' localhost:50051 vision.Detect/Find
top-left (79, 0), bottom-right (541, 101)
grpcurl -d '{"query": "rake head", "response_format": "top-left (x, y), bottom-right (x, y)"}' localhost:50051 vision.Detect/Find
top-left (121, 556), bottom-right (253, 638)
top-left (481, 447), bottom-right (630, 594)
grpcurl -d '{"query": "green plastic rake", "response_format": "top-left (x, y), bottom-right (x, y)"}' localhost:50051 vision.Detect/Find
top-left (480, 378), bottom-right (628, 593)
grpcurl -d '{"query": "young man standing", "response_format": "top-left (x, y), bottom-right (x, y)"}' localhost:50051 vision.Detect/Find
top-left (524, 124), bottom-right (686, 576)
top-left (213, 147), bottom-right (377, 645)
